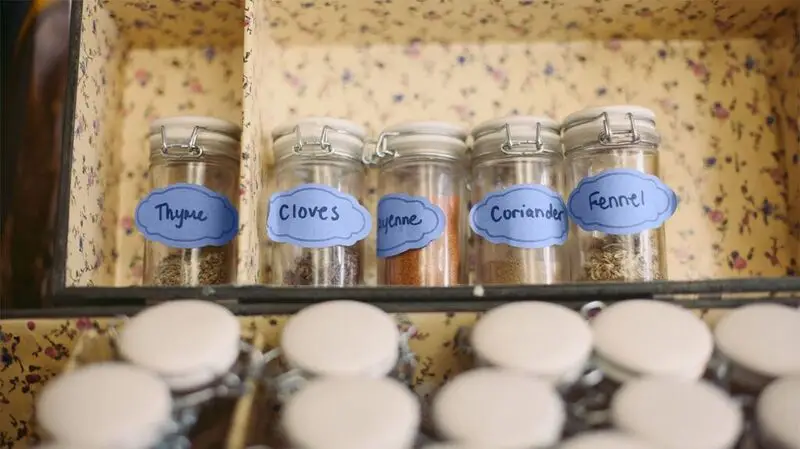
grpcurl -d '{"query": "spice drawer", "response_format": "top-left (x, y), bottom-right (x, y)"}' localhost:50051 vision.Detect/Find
top-left (35, 0), bottom-right (800, 312)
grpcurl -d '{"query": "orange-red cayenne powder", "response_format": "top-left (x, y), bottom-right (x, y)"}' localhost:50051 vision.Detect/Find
top-left (381, 195), bottom-right (462, 286)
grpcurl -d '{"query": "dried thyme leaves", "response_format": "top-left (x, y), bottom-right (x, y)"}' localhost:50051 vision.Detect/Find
top-left (581, 234), bottom-right (662, 281)
top-left (282, 245), bottom-right (361, 286)
top-left (154, 247), bottom-right (231, 286)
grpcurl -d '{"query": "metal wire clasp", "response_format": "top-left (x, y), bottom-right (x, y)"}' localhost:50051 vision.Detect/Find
top-left (161, 125), bottom-right (205, 158)
top-left (500, 121), bottom-right (545, 154)
top-left (598, 112), bottom-right (640, 146)
top-left (291, 124), bottom-right (338, 156)
top-left (362, 131), bottom-right (400, 165)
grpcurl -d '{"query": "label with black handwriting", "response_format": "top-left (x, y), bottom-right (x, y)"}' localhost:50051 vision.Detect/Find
top-left (267, 183), bottom-right (371, 248)
top-left (135, 183), bottom-right (239, 248)
top-left (567, 168), bottom-right (678, 235)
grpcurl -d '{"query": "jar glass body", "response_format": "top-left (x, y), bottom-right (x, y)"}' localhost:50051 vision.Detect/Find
top-left (143, 154), bottom-right (240, 286)
top-left (377, 155), bottom-right (468, 286)
top-left (268, 155), bottom-right (366, 286)
top-left (471, 153), bottom-right (568, 284)
top-left (565, 144), bottom-right (666, 281)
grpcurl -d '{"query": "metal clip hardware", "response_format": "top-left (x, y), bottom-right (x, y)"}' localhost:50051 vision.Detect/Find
top-left (291, 124), bottom-right (361, 157)
top-left (598, 112), bottom-right (641, 146)
top-left (499, 121), bottom-right (544, 154)
top-left (160, 126), bottom-right (206, 158)
top-left (362, 131), bottom-right (401, 165)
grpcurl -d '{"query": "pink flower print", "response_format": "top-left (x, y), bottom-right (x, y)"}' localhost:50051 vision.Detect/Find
top-left (688, 60), bottom-right (708, 78)
top-left (712, 103), bottom-right (730, 120)
top-left (120, 215), bottom-right (134, 235)
top-left (44, 347), bottom-right (58, 358)
top-left (188, 79), bottom-right (204, 93)
top-left (76, 317), bottom-right (94, 331)
top-left (404, 40), bottom-right (422, 58)
top-left (130, 263), bottom-right (144, 279)
top-left (732, 254), bottom-right (747, 270)
top-left (604, 40), bottom-right (622, 51)
top-left (134, 69), bottom-right (151, 87)
top-left (708, 209), bottom-right (725, 223)
top-left (27, 321), bottom-right (35, 331)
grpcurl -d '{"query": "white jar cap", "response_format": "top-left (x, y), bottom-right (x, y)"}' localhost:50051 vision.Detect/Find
top-left (756, 377), bottom-right (800, 449)
top-left (281, 300), bottom-right (400, 377)
top-left (431, 368), bottom-right (565, 448)
top-left (558, 431), bottom-right (660, 449)
top-left (471, 115), bottom-right (562, 158)
top-left (591, 300), bottom-right (713, 382)
top-left (272, 116), bottom-right (367, 162)
top-left (420, 444), bottom-right (485, 449)
top-left (611, 378), bottom-right (742, 449)
top-left (469, 302), bottom-right (592, 385)
top-left (561, 105), bottom-right (660, 154)
top-left (714, 304), bottom-right (800, 382)
top-left (37, 363), bottom-right (173, 449)
top-left (281, 377), bottom-right (420, 449)
top-left (118, 300), bottom-right (241, 391)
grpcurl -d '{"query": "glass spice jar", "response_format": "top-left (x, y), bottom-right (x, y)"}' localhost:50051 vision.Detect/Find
top-left (266, 117), bottom-right (371, 287)
top-left (267, 300), bottom-right (416, 401)
top-left (36, 363), bottom-right (175, 449)
top-left (464, 301), bottom-right (593, 386)
top-left (367, 121), bottom-right (469, 286)
top-left (469, 116), bottom-right (569, 285)
top-left (712, 303), bottom-right (800, 392)
top-left (431, 368), bottom-right (566, 448)
top-left (562, 106), bottom-right (677, 282)
top-left (756, 377), bottom-right (800, 449)
top-left (280, 377), bottom-right (420, 449)
top-left (138, 116), bottom-right (241, 287)
top-left (611, 378), bottom-right (743, 449)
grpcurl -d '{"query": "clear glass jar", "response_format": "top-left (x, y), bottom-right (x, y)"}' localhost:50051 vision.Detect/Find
top-left (266, 117), bottom-right (369, 287)
top-left (469, 116), bottom-right (568, 285)
top-left (140, 116), bottom-right (241, 286)
top-left (281, 377), bottom-right (420, 449)
top-left (367, 122), bottom-right (469, 286)
top-left (563, 106), bottom-right (675, 282)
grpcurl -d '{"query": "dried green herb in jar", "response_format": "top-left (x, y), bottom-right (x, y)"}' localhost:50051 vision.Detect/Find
top-left (581, 234), bottom-right (662, 281)
top-left (282, 245), bottom-right (361, 286)
top-left (154, 247), bottom-right (231, 286)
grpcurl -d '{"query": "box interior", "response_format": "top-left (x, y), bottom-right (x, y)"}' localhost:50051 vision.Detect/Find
top-left (66, 0), bottom-right (800, 288)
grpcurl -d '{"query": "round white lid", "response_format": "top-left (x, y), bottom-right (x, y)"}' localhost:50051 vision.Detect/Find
top-left (431, 368), bottom-right (565, 448)
top-left (384, 121), bottom-right (468, 140)
top-left (420, 444), bottom-right (485, 449)
top-left (272, 117), bottom-right (367, 162)
top-left (591, 300), bottom-right (713, 382)
top-left (281, 300), bottom-right (400, 377)
top-left (756, 377), bottom-right (800, 449)
top-left (469, 302), bottom-right (592, 384)
top-left (37, 363), bottom-right (173, 449)
top-left (375, 121), bottom-right (469, 159)
top-left (558, 431), bottom-right (660, 449)
top-left (272, 116), bottom-right (368, 141)
top-left (281, 377), bottom-right (420, 449)
top-left (611, 378), bottom-right (742, 449)
top-left (713, 303), bottom-right (800, 379)
top-left (118, 300), bottom-right (241, 391)
top-left (563, 105), bottom-right (656, 127)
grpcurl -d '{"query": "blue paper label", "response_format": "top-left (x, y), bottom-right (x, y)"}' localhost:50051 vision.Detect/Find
top-left (135, 183), bottom-right (239, 249)
top-left (267, 184), bottom-right (371, 248)
top-left (469, 185), bottom-right (568, 248)
top-left (567, 168), bottom-right (679, 235)
top-left (376, 194), bottom-right (446, 258)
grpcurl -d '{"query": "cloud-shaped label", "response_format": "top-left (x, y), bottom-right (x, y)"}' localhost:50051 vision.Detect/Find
top-left (469, 185), bottom-right (568, 248)
top-left (377, 194), bottom-right (446, 258)
top-left (567, 168), bottom-right (679, 235)
top-left (135, 183), bottom-right (239, 249)
top-left (267, 184), bottom-right (371, 248)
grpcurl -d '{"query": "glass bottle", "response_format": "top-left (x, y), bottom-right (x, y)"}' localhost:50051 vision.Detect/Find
top-left (469, 116), bottom-right (568, 284)
top-left (562, 105), bottom-right (676, 282)
top-left (266, 117), bottom-right (369, 287)
top-left (367, 121), bottom-right (469, 286)
top-left (140, 116), bottom-right (241, 286)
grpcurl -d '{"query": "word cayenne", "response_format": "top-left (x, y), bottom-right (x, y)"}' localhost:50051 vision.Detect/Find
top-left (156, 203), bottom-right (207, 229)
top-left (278, 204), bottom-right (341, 221)
top-left (588, 190), bottom-right (645, 210)
top-left (490, 203), bottom-right (565, 222)
top-left (378, 214), bottom-right (423, 235)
